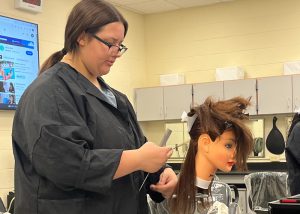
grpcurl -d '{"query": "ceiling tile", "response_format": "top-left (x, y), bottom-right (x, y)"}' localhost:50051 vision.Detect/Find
top-left (107, 0), bottom-right (235, 14)
top-left (125, 0), bottom-right (180, 14)
top-left (166, 0), bottom-right (219, 8)
top-left (108, 0), bottom-right (150, 4)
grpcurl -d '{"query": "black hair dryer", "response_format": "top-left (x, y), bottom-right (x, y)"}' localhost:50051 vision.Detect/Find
top-left (266, 116), bottom-right (285, 155)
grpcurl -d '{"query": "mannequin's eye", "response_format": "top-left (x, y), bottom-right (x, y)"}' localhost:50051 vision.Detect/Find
top-left (225, 144), bottom-right (233, 149)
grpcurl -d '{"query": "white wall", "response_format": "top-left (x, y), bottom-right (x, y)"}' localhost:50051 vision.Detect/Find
top-left (0, 0), bottom-right (146, 207)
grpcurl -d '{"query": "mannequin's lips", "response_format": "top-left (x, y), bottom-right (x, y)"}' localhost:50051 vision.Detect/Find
top-left (227, 161), bottom-right (235, 166)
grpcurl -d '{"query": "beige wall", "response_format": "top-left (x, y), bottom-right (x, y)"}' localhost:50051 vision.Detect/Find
top-left (0, 0), bottom-right (146, 207)
top-left (144, 0), bottom-right (300, 85)
top-left (141, 0), bottom-right (300, 161)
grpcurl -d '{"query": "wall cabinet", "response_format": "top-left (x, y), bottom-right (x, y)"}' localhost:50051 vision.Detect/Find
top-left (257, 76), bottom-right (292, 114)
top-left (135, 87), bottom-right (164, 121)
top-left (223, 79), bottom-right (257, 115)
top-left (135, 85), bottom-right (192, 121)
top-left (135, 75), bottom-right (296, 121)
top-left (163, 85), bottom-right (193, 120)
top-left (193, 81), bottom-right (224, 105)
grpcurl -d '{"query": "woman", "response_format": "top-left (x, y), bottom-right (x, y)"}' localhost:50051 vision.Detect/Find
top-left (170, 96), bottom-right (253, 214)
top-left (12, 1), bottom-right (177, 214)
top-left (286, 112), bottom-right (300, 195)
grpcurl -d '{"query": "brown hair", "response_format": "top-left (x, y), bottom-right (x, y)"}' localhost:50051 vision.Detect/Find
top-left (39, 0), bottom-right (128, 74)
top-left (170, 96), bottom-right (253, 214)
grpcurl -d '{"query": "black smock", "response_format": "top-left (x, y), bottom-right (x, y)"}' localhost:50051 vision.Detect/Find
top-left (286, 122), bottom-right (300, 195)
top-left (12, 62), bottom-right (165, 214)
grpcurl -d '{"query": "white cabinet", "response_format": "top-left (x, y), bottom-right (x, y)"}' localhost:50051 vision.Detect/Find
top-left (224, 79), bottom-right (257, 115)
top-left (164, 85), bottom-right (192, 120)
top-left (135, 85), bottom-right (192, 121)
top-left (193, 81), bottom-right (224, 105)
top-left (136, 75), bottom-right (296, 121)
top-left (135, 87), bottom-right (164, 121)
top-left (292, 74), bottom-right (300, 111)
top-left (257, 76), bottom-right (293, 114)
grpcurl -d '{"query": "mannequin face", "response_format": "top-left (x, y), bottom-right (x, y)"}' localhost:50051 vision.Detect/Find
top-left (202, 130), bottom-right (237, 173)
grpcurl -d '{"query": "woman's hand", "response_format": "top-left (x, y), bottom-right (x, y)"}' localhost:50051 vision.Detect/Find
top-left (150, 167), bottom-right (178, 198)
top-left (137, 142), bottom-right (172, 173)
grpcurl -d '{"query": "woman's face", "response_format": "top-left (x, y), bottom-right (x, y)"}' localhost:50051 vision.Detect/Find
top-left (207, 130), bottom-right (237, 172)
top-left (78, 22), bottom-right (125, 77)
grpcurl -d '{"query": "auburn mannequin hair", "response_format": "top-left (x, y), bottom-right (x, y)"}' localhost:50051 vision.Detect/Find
top-left (170, 96), bottom-right (253, 214)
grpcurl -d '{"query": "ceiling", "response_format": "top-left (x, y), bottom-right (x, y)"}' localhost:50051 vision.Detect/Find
top-left (107, 0), bottom-right (235, 14)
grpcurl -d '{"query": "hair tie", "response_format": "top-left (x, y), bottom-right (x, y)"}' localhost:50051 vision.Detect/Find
top-left (61, 48), bottom-right (67, 55)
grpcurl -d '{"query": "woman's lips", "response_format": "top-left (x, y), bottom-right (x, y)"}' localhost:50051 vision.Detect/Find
top-left (106, 60), bottom-right (115, 66)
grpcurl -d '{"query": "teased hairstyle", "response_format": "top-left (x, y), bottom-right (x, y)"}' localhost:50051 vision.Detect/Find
top-left (40, 0), bottom-right (128, 74)
top-left (170, 96), bottom-right (253, 214)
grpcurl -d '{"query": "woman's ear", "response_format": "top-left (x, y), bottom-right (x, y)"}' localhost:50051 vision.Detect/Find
top-left (198, 134), bottom-right (211, 153)
top-left (77, 32), bottom-right (87, 46)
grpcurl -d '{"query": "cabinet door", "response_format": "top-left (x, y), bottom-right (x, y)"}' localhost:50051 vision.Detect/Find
top-left (292, 74), bottom-right (300, 111)
top-left (135, 87), bottom-right (164, 121)
top-left (257, 76), bottom-right (292, 114)
top-left (193, 81), bottom-right (224, 105)
top-left (163, 84), bottom-right (192, 120)
top-left (224, 79), bottom-right (257, 115)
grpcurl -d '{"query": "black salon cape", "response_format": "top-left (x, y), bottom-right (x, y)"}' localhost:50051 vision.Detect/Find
top-left (286, 122), bottom-right (300, 195)
top-left (12, 62), bottom-right (165, 214)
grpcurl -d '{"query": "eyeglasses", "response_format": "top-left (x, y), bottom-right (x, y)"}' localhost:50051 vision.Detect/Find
top-left (92, 34), bottom-right (128, 56)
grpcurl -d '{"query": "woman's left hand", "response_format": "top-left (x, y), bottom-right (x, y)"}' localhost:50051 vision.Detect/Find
top-left (150, 167), bottom-right (178, 199)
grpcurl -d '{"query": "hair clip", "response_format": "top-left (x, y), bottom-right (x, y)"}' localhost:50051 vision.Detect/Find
top-left (224, 121), bottom-right (233, 130)
top-left (181, 111), bottom-right (197, 132)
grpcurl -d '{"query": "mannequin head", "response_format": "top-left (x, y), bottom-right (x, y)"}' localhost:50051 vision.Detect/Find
top-left (170, 96), bottom-right (253, 214)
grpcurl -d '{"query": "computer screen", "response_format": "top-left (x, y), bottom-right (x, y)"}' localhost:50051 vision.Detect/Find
top-left (0, 15), bottom-right (39, 110)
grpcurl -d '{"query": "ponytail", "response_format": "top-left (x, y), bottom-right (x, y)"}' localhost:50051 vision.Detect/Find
top-left (39, 49), bottom-right (66, 75)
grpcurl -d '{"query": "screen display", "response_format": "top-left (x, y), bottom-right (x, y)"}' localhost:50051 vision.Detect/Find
top-left (0, 15), bottom-right (39, 110)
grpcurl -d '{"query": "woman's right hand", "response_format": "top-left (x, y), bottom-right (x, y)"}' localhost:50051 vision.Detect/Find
top-left (137, 142), bottom-right (172, 173)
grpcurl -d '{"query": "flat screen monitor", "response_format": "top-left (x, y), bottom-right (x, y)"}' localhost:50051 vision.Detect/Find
top-left (0, 15), bottom-right (39, 110)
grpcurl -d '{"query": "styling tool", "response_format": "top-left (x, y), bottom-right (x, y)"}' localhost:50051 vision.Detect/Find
top-left (138, 129), bottom-right (172, 191)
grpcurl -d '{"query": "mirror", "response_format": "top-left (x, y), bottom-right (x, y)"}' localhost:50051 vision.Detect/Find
top-left (246, 119), bottom-right (265, 158)
top-left (165, 122), bottom-right (189, 159)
